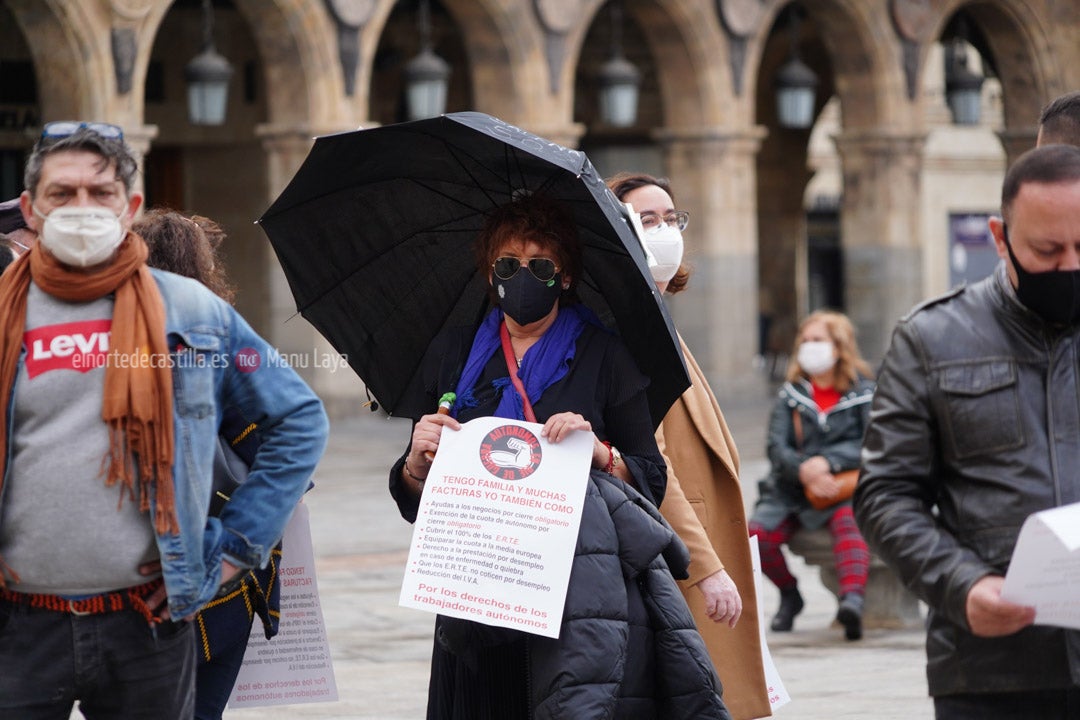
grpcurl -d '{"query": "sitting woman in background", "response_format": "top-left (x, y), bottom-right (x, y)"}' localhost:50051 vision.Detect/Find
top-left (749, 310), bottom-right (874, 641)
top-left (609, 171), bottom-right (770, 720)
top-left (133, 209), bottom-right (276, 720)
top-left (389, 192), bottom-right (729, 720)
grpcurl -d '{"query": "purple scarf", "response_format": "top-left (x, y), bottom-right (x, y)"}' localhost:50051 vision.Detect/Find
top-left (452, 305), bottom-right (597, 420)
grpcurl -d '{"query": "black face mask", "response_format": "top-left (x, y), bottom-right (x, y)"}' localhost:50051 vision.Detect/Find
top-left (1003, 224), bottom-right (1080, 326)
top-left (494, 270), bottom-right (563, 325)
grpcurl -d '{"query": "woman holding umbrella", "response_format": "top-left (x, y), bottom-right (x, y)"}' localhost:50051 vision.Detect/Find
top-left (609, 172), bottom-right (771, 720)
top-left (388, 193), bottom-right (729, 719)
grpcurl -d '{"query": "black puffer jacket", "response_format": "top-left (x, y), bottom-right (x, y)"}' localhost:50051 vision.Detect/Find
top-left (530, 470), bottom-right (729, 719)
top-left (855, 266), bottom-right (1080, 697)
top-left (437, 470), bottom-right (730, 720)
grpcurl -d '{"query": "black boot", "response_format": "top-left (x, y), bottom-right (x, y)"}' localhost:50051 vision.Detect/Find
top-left (836, 592), bottom-right (864, 641)
top-left (770, 586), bottom-right (805, 632)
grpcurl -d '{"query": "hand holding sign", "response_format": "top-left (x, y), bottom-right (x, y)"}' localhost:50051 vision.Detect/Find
top-left (399, 416), bottom-right (593, 638)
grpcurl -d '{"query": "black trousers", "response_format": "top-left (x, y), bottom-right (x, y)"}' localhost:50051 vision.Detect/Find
top-left (935, 688), bottom-right (1080, 720)
top-left (0, 600), bottom-right (195, 720)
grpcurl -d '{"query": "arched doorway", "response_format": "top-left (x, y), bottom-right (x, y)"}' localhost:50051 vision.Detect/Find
top-left (144, 0), bottom-right (271, 330)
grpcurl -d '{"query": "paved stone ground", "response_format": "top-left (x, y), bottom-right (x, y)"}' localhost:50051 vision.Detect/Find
top-left (77, 386), bottom-right (935, 719)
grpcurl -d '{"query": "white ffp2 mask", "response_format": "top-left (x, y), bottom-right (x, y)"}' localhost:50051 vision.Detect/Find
top-left (35, 205), bottom-right (125, 267)
top-left (797, 341), bottom-right (837, 376)
top-left (643, 224), bottom-right (684, 283)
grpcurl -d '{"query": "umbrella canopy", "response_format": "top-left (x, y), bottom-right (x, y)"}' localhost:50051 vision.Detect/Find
top-left (259, 112), bottom-right (688, 424)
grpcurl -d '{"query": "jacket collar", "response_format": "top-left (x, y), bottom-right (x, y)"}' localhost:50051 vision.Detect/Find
top-left (783, 378), bottom-right (871, 418)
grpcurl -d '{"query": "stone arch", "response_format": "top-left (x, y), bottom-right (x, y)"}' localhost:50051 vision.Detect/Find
top-left (232, 0), bottom-right (348, 129)
top-left (567, 0), bottom-right (734, 131)
top-left (6, 0), bottom-right (114, 121)
top-left (442, 0), bottom-right (543, 121)
top-left (924, 0), bottom-right (1060, 158)
top-left (564, 1), bottom-right (762, 382)
top-left (748, 0), bottom-right (908, 132)
top-left (751, 0), bottom-right (914, 360)
top-left (363, 0), bottom-right (539, 128)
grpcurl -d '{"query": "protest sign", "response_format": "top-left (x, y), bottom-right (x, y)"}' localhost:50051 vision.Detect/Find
top-left (229, 503), bottom-right (338, 707)
top-left (399, 416), bottom-right (593, 638)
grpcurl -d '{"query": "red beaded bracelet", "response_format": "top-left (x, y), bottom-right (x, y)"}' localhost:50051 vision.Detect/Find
top-left (601, 441), bottom-right (617, 474)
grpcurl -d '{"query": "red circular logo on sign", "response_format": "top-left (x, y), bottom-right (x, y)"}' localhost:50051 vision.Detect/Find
top-left (479, 425), bottom-right (542, 481)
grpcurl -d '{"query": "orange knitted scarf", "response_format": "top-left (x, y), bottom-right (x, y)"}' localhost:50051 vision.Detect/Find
top-left (0, 234), bottom-right (177, 584)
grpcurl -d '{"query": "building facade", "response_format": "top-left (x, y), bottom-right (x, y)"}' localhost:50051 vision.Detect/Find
top-left (2, 0), bottom-right (1077, 414)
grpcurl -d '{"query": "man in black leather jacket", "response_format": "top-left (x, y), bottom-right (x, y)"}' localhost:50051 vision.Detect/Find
top-left (855, 144), bottom-right (1080, 719)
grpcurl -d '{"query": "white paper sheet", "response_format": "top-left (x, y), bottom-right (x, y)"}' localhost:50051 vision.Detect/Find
top-left (1001, 500), bottom-right (1080, 629)
top-left (749, 535), bottom-right (791, 714)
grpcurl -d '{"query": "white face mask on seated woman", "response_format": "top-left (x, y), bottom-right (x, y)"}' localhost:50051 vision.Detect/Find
top-left (797, 340), bottom-right (837, 376)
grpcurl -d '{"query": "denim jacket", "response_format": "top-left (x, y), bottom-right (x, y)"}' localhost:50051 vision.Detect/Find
top-left (4, 270), bottom-right (329, 618)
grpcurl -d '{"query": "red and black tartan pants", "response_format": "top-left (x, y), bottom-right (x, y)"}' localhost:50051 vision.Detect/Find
top-left (748, 505), bottom-right (869, 596)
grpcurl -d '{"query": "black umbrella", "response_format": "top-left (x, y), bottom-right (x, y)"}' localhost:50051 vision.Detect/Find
top-left (259, 112), bottom-right (688, 424)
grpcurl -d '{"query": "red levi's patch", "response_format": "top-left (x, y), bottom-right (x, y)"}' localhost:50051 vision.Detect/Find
top-left (23, 319), bottom-right (112, 378)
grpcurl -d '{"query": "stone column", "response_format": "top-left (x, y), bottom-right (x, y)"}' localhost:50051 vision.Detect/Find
top-left (256, 122), bottom-right (365, 416)
top-left (653, 126), bottom-right (766, 398)
top-left (832, 130), bottom-right (927, 361)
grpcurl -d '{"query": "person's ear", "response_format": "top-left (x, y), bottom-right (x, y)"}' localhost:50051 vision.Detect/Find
top-left (19, 191), bottom-right (37, 232)
top-left (123, 192), bottom-right (143, 227)
top-left (988, 216), bottom-right (1008, 261)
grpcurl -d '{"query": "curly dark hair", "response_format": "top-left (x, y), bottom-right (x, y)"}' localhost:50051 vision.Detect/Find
top-left (133, 208), bottom-right (236, 304)
top-left (475, 193), bottom-right (582, 306)
top-left (605, 171), bottom-right (691, 294)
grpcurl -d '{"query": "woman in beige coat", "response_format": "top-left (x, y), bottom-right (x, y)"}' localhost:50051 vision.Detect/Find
top-left (609, 173), bottom-right (771, 720)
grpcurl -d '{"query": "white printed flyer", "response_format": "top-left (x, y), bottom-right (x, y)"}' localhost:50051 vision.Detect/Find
top-left (399, 416), bottom-right (593, 638)
top-left (1002, 500), bottom-right (1080, 629)
top-left (228, 503), bottom-right (338, 707)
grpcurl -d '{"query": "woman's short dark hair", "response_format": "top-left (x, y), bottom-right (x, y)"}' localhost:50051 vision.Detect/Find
top-left (475, 193), bottom-right (582, 304)
top-left (605, 171), bottom-right (692, 295)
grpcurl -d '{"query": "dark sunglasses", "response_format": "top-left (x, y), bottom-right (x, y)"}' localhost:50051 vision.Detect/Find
top-left (492, 256), bottom-right (559, 282)
top-left (41, 121), bottom-right (124, 140)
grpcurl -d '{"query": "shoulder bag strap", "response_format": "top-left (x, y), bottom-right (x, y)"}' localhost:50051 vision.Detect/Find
top-left (499, 321), bottom-right (538, 423)
top-left (791, 408), bottom-right (803, 449)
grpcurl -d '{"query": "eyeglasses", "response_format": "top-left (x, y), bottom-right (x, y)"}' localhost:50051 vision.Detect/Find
top-left (41, 122), bottom-right (124, 140)
top-left (492, 256), bottom-right (560, 282)
top-left (640, 210), bottom-right (690, 232)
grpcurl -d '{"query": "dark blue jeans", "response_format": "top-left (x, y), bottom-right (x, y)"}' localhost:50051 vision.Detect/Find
top-left (194, 625), bottom-right (251, 720)
top-left (0, 601), bottom-right (195, 719)
top-left (935, 688), bottom-right (1080, 719)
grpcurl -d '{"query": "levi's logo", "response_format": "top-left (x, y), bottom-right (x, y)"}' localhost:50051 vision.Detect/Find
top-left (23, 319), bottom-right (112, 379)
